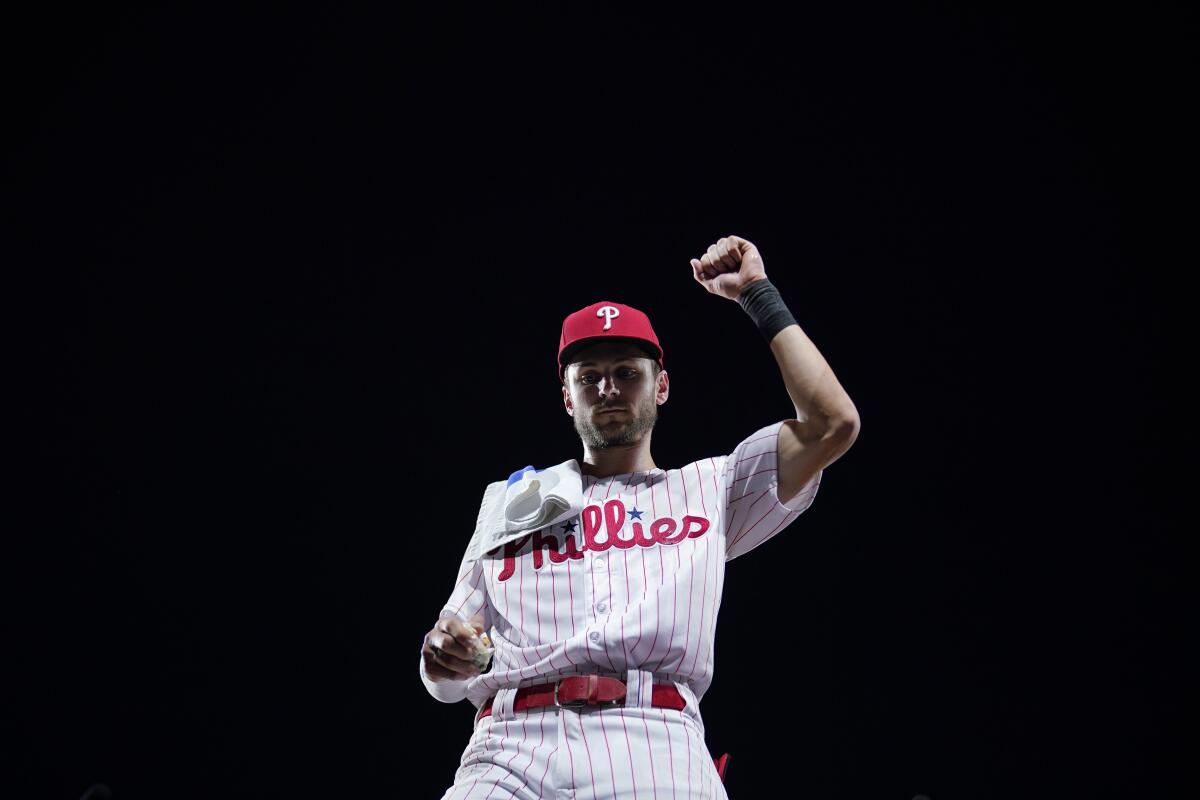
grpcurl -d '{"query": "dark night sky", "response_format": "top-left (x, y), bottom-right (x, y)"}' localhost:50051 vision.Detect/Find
top-left (5, 4), bottom-right (1190, 799)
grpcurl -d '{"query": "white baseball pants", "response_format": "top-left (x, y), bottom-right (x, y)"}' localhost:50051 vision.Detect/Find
top-left (438, 681), bottom-right (729, 800)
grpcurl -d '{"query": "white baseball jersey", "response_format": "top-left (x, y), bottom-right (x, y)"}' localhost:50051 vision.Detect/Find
top-left (423, 419), bottom-right (823, 799)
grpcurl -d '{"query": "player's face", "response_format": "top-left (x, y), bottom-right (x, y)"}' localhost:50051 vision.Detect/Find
top-left (563, 342), bottom-right (668, 449)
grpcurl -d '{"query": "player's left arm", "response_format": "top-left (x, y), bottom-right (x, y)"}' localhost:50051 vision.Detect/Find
top-left (691, 235), bottom-right (861, 503)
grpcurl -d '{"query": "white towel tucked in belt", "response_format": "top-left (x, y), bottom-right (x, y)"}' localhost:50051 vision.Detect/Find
top-left (464, 460), bottom-right (585, 563)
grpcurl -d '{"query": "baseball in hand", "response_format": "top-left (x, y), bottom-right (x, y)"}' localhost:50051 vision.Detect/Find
top-left (689, 235), bottom-right (768, 302)
top-left (470, 631), bottom-right (495, 672)
top-left (422, 614), bottom-right (491, 682)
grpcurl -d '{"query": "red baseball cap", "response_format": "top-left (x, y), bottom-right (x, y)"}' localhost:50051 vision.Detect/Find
top-left (557, 301), bottom-right (664, 382)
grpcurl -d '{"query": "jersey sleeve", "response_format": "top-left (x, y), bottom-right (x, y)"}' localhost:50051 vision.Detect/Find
top-left (438, 546), bottom-right (494, 629)
top-left (419, 543), bottom-right (494, 704)
top-left (722, 420), bottom-right (823, 562)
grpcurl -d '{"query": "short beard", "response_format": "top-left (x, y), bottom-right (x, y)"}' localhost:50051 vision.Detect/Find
top-left (574, 394), bottom-right (658, 449)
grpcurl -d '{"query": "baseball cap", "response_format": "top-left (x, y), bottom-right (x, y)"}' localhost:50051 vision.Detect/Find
top-left (557, 301), bottom-right (664, 382)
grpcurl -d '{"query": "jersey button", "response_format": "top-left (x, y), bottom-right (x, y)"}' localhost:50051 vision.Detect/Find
top-left (596, 602), bottom-right (607, 613)
top-left (595, 557), bottom-right (606, 568)
top-left (588, 631), bottom-right (601, 643)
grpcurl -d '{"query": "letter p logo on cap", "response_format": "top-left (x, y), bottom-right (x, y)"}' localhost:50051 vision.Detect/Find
top-left (596, 306), bottom-right (620, 330)
top-left (557, 300), bottom-right (665, 382)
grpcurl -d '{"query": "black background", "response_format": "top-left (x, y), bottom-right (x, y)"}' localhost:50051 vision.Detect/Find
top-left (5, 4), bottom-right (1190, 799)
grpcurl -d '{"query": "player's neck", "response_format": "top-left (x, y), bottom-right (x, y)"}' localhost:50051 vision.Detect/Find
top-left (579, 438), bottom-right (658, 478)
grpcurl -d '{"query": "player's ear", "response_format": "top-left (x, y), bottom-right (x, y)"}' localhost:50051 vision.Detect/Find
top-left (562, 382), bottom-right (574, 417)
top-left (655, 368), bottom-right (669, 405)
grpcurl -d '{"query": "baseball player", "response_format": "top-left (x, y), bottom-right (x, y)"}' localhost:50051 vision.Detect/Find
top-left (420, 235), bottom-right (860, 799)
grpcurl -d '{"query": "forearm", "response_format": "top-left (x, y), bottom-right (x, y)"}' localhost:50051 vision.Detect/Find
top-left (768, 323), bottom-right (859, 431)
top-left (738, 278), bottom-right (858, 430)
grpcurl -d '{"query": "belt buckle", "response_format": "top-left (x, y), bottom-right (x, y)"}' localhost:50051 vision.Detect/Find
top-left (554, 681), bottom-right (587, 710)
top-left (554, 677), bottom-right (623, 711)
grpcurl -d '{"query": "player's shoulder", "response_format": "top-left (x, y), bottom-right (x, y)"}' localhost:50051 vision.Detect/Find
top-left (689, 421), bottom-right (793, 474)
top-left (671, 452), bottom-right (731, 480)
top-left (738, 420), bottom-right (790, 446)
top-left (654, 421), bottom-right (792, 480)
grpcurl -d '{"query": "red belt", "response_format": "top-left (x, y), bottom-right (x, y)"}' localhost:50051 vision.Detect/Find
top-left (477, 675), bottom-right (686, 720)
top-left (476, 675), bottom-right (730, 784)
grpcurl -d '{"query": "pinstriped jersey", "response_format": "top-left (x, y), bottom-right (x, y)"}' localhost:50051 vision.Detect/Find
top-left (424, 419), bottom-right (822, 711)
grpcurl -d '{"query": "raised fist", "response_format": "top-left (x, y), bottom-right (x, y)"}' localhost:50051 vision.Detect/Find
top-left (690, 235), bottom-right (768, 302)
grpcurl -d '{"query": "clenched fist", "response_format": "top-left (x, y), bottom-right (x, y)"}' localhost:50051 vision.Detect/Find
top-left (689, 235), bottom-right (768, 302)
top-left (421, 613), bottom-right (491, 682)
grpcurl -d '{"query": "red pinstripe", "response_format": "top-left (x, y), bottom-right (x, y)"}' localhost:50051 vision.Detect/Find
top-left (651, 471), bottom-right (679, 673)
top-left (603, 477), bottom-right (623, 673)
top-left (464, 717), bottom-right (505, 800)
top-left (668, 529), bottom-right (702, 675)
top-left (651, 546), bottom-right (679, 674)
top-left (664, 469), bottom-right (674, 517)
top-left (727, 490), bottom-right (761, 504)
top-left (563, 704), bottom-right (578, 796)
top-left (704, 457), bottom-right (724, 676)
top-left (686, 463), bottom-right (713, 675)
top-left (485, 715), bottom-right (525, 800)
top-left (447, 572), bottom-right (475, 615)
top-left (563, 553), bottom-right (579, 668)
top-left (575, 711), bottom-right (598, 800)
top-left (726, 490), bottom-right (775, 553)
top-left (533, 713), bottom-right (554, 797)
top-left (618, 711), bottom-right (641, 799)
top-left (660, 708), bottom-right (678, 800)
top-left (446, 560), bottom-right (475, 594)
top-left (686, 549), bottom-right (713, 675)
top-left (549, 551), bottom-right (558, 642)
top-left (682, 710), bottom-right (694, 800)
top-left (731, 465), bottom-right (777, 484)
top-left (644, 475), bottom-right (663, 667)
top-left (534, 558), bottom-right (542, 648)
top-left (732, 447), bottom-right (773, 466)
top-left (502, 535), bottom-right (511, 630)
top-left (630, 471), bottom-right (649, 660)
top-left (517, 549), bottom-right (530, 680)
top-left (597, 710), bottom-right (621, 800)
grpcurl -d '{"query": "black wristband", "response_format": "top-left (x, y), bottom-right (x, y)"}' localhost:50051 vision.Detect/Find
top-left (736, 278), bottom-right (797, 343)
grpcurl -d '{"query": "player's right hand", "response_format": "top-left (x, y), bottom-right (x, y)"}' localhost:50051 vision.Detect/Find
top-left (421, 614), bottom-right (485, 682)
